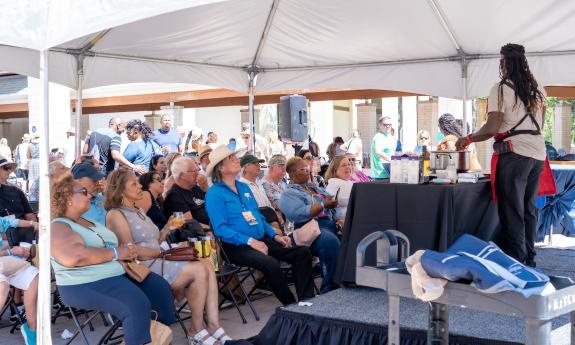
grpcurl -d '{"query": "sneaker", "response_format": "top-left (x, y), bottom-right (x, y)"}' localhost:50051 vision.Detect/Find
top-left (20, 322), bottom-right (36, 345)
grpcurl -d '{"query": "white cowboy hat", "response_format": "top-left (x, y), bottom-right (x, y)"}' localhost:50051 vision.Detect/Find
top-left (206, 145), bottom-right (235, 177)
top-left (197, 145), bottom-right (213, 160)
top-left (0, 156), bottom-right (17, 171)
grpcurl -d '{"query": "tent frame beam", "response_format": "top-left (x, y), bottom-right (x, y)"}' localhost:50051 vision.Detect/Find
top-left (48, 46), bottom-right (575, 75)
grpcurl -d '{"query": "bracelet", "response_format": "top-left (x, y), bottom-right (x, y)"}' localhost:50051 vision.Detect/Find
top-left (465, 134), bottom-right (473, 146)
top-left (112, 247), bottom-right (119, 261)
top-left (6, 249), bottom-right (11, 256)
top-left (29, 220), bottom-right (34, 227)
top-left (321, 201), bottom-right (325, 214)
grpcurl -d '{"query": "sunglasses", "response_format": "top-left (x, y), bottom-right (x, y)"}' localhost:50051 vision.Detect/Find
top-left (1, 166), bottom-right (13, 171)
top-left (304, 157), bottom-right (313, 161)
top-left (73, 187), bottom-right (89, 197)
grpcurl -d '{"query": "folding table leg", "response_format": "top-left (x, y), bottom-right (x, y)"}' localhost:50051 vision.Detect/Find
top-left (525, 318), bottom-right (552, 345)
top-left (571, 311), bottom-right (575, 345)
top-left (388, 294), bottom-right (400, 345)
top-left (427, 302), bottom-right (448, 345)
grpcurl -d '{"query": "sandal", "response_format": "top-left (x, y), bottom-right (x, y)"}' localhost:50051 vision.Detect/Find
top-left (188, 329), bottom-right (220, 345)
top-left (212, 328), bottom-right (232, 344)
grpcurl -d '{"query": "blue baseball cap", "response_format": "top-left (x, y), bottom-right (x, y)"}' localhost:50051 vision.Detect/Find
top-left (72, 162), bottom-right (104, 180)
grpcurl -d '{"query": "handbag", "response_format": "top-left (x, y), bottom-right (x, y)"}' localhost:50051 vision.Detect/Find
top-left (120, 311), bottom-right (173, 345)
top-left (159, 246), bottom-right (199, 261)
top-left (123, 260), bottom-right (151, 283)
top-left (292, 219), bottom-right (321, 247)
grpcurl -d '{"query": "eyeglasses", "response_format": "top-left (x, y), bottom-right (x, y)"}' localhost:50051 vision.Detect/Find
top-left (303, 157), bottom-right (313, 161)
top-left (185, 169), bottom-right (200, 174)
top-left (73, 187), bottom-right (89, 197)
top-left (419, 137), bottom-right (429, 140)
top-left (382, 123), bottom-right (392, 127)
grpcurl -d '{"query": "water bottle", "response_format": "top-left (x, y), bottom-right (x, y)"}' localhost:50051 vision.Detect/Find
top-left (284, 220), bottom-right (294, 236)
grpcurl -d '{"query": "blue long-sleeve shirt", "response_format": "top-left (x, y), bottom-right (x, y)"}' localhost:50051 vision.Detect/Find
top-left (280, 183), bottom-right (336, 227)
top-left (206, 181), bottom-right (276, 246)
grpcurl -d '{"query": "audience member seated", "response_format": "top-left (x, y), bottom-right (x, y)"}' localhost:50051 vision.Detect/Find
top-left (280, 157), bottom-right (341, 293)
top-left (105, 169), bottom-right (230, 345)
top-left (347, 154), bottom-right (371, 183)
top-left (0, 156), bottom-right (37, 245)
top-left (163, 157), bottom-right (210, 228)
top-left (196, 145), bottom-right (213, 191)
top-left (261, 154), bottom-right (288, 224)
top-left (297, 149), bottom-right (326, 188)
top-left (149, 154), bottom-right (168, 180)
top-left (239, 155), bottom-right (282, 234)
top-left (29, 160), bottom-right (70, 203)
top-left (205, 146), bottom-right (315, 305)
top-left (50, 174), bottom-right (176, 345)
top-left (162, 152), bottom-right (182, 198)
top-left (72, 163), bottom-right (107, 225)
top-left (325, 155), bottom-right (354, 228)
top-left (0, 216), bottom-right (39, 345)
top-left (136, 172), bottom-right (167, 230)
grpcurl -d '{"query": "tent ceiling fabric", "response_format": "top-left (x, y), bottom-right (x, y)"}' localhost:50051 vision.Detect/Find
top-left (0, 0), bottom-right (574, 98)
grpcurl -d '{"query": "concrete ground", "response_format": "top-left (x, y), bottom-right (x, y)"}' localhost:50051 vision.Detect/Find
top-left (0, 286), bottom-right (284, 345)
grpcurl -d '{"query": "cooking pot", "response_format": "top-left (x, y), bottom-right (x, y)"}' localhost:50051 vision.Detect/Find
top-left (429, 151), bottom-right (470, 172)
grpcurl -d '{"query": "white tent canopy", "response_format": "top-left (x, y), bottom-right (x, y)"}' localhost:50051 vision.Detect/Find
top-left (1, 1), bottom-right (575, 344)
top-left (1, 0), bottom-right (575, 99)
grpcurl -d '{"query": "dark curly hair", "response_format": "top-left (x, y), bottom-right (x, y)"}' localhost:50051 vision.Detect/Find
top-left (438, 113), bottom-right (463, 137)
top-left (126, 119), bottom-right (154, 141)
top-left (499, 43), bottom-right (546, 113)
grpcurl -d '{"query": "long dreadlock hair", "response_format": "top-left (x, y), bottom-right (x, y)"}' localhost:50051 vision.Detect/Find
top-left (498, 43), bottom-right (546, 115)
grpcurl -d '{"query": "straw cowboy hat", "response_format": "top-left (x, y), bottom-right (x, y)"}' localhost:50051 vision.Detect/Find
top-left (197, 145), bottom-right (213, 160)
top-left (205, 145), bottom-right (235, 177)
top-left (0, 156), bottom-right (17, 171)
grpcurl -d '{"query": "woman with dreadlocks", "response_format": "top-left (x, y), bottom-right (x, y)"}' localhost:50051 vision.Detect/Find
top-left (456, 43), bottom-right (554, 267)
top-left (437, 113), bottom-right (481, 170)
top-left (123, 119), bottom-right (160, 175)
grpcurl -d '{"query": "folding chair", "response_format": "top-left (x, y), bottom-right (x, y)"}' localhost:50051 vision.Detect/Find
top-left (0, 288), bottom-right (25, 333)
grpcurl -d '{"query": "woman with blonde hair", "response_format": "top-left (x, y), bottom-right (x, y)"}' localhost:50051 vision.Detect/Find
top-left (105, 169), bottom-right (230, 345)
top-left (325, 155), bottom-right (354, 228)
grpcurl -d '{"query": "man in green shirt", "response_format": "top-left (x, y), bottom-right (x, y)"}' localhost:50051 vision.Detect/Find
top-left (370, 116), bottom-right (396, 179)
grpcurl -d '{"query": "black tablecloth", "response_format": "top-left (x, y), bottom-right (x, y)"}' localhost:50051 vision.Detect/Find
top-left (335, 179), bottom-right (500, 284)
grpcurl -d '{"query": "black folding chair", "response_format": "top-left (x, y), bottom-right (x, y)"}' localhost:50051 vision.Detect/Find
top-left (0, 288), bottom-right (25, 333)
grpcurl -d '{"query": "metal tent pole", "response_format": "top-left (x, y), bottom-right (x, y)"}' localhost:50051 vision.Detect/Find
top-left (37, 49), bottom-right (53, 345)
top-left (76, 55), bottom-right (84, 155)
top-left (461, 59), bottom-right (468, 135)
top-left (248, 71), bottom-right (258, 154)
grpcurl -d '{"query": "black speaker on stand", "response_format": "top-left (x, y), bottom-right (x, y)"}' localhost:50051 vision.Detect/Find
top-left (280, 95), bottom-right (308, 143)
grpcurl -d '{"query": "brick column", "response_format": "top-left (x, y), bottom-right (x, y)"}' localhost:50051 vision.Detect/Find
top-left (552, 102), bottom-right (573, 154)
top-left (416, 97), bottom-right (438, 146)
top-left (474, 99), bottom-right (492, 173)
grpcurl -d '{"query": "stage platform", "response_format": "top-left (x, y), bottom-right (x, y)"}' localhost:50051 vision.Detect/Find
top-left (251, 247), bottom-right (574, 345)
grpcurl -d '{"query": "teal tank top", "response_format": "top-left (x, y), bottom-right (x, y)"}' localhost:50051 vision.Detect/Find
top-left (51, 217), bottom-right (125, 286)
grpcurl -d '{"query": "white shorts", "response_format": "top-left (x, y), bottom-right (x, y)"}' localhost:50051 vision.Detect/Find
top-left (0, 266), bottom-right (38, 290)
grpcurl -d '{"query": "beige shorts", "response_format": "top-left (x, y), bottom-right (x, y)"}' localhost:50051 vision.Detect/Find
top-left (0, 266), bottom-right (38, 290)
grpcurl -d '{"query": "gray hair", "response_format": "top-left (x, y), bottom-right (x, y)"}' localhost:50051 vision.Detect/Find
top-left (48, 161), bottom-right (65, 176)
top-left (171, 157), bottom-right (194, 180)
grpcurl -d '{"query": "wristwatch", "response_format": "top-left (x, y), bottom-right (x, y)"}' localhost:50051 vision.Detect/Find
top-left (247, 238), bottom-right (254, 246)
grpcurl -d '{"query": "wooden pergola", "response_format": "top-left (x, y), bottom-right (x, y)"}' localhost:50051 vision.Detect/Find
top-left (0, 86), bottom-right (573, 120)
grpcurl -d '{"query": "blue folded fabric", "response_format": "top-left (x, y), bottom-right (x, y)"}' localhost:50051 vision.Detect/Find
top-left (421, 234), bottom-right (549, 296)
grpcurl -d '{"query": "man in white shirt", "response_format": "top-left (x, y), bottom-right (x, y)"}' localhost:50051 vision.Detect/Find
top-left (340, 129), bottom-right (363, 170)
top-left (239, 154), bottom-right (282, 233)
